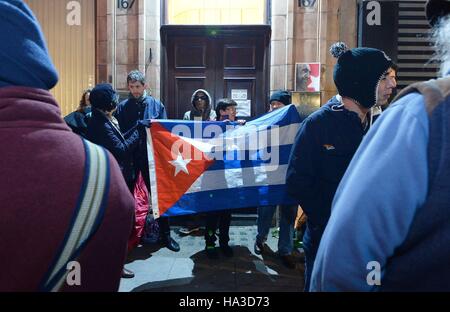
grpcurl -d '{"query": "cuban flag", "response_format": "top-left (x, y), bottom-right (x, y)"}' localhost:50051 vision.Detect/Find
top-left (146, 104), bottom-right (303, 219)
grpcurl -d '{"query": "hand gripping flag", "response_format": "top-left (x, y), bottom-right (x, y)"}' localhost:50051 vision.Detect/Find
top-left (146, 104), bottom-right (303, 218)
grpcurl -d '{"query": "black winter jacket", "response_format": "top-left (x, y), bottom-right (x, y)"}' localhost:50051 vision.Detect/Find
top-left (87, 108), bottom-right (140, 187)
top-left (286, 96), bottom-right (368, 227)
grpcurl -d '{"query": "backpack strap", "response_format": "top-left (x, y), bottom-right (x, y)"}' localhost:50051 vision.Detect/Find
top-left (39, 139), bottom-right (110, 292)
top-left (393, 77), bottom-right (450, 116)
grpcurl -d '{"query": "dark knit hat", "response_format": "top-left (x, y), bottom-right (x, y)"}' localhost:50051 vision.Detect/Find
top-left (426, 0), bottom-right (450, 26)
top-left (90, 84), bottom-right (119, 112)
top-left (330, 42), bottom-right (393, 109)
top-left (270, 91), bottom-right (291, 106)
top-left (0, 0), bottom-right (58, 90)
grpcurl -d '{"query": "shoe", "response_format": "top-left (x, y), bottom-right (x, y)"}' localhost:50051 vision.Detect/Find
top-left (162, 236), bottom-right (180, 252)
top-left (179, 226), bottom-right (201, 235)
top-left (254, 241), bottom-right (265, 255)
top-left (220, 244), bottom-right (234, 258)
top-left (121, 267), bottom-right (135, 278)
top-left (205, 245), bottom-right (219, 259)
top-left (280, 254), bottom-right (296, 269)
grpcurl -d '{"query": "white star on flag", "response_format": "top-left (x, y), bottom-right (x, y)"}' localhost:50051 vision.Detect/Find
top-left (169, 153), bottom-right (191, 176)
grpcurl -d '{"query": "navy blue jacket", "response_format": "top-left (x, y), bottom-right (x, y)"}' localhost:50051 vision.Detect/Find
top-left (64, 107), bottom-right (91, 138)
top-left (115, 95), bottom-right (167, 133)
top-left (114, 95), bottom-right (167, 189)
top-left (286, 96), bottom-right (368, 227)
top-left (86, 108), bottom-right (140, 188)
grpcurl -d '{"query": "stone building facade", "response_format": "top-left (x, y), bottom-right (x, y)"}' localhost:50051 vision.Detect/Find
top-left (27, 0), bottom-right (359, 116)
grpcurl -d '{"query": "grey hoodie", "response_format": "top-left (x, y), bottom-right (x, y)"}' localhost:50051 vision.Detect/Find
top-left (183, 89), bottom-right (216, 121)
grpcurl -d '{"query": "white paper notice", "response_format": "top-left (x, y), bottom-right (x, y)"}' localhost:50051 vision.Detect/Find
top-left (231, 89), bottom-right (248, 100)
top-left (235, 100), bottom-right (251, 117)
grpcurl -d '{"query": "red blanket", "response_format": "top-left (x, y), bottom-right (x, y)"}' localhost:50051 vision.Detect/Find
top-left (128, 173), bottom-right (150, 251)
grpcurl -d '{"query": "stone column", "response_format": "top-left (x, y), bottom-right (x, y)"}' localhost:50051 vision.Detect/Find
top-left (144, 0), bottom-right (162, 99)
top-left (96, 0), bottom-right (108, 84)
top-left (270, 0), bottom-right (293, 93)
top-left (291, 0), bottom-right (358, 104)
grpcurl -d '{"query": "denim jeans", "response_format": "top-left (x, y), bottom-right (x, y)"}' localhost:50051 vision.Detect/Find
top-left (256, 205), bottom-right (298, 256)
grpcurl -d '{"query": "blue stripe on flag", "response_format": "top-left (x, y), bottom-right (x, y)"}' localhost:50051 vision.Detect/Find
top-left (162, 184), bottom-right (297, 217)
top-left (207, 144), bottom-right (294, 171)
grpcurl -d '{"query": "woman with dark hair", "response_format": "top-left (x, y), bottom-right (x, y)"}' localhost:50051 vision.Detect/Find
top-left (86, 83), bottom-right (145, 279)
top-left (86, 84), bottom-right (142, 193)
top-left (63, 88), bottom-right (92, 138)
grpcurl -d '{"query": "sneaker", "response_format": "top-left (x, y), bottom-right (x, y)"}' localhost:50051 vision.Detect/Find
top-left (294, 239), bottom-right (303, 249)
top-left (254, 241), bottom-right (265, 255)
top-left (280, 254), bottom-right (296, 269)
top-left (179, 226), bottom-right (201, 235)
top-left (271, 228), bottom-right (280, 238)
top-left (220, 244), bottom-right (234, 258)
top-left (205, 245), bottom-right (219, 259)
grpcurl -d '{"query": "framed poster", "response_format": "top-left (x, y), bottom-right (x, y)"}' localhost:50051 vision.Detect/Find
top-left (295, 63), bottom-right (321, 92)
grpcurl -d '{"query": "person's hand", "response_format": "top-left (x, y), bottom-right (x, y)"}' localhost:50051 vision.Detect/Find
top-left (137, 119), bottom-right (151, 136)
top-left (137, 119), bottom-right (151, 129)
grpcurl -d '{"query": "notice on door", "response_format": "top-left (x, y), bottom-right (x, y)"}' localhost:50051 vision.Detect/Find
top-left (231, 89), bottom-right (247, 100)
top-left (231, 89), bottom-right (251, 117)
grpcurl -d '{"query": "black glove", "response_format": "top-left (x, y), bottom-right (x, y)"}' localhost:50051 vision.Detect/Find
top-left (137, 119), bottom-right (151, 137)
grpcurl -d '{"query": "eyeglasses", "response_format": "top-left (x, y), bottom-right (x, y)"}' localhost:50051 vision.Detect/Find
top-left (194, 96), bottom-right (208, 101)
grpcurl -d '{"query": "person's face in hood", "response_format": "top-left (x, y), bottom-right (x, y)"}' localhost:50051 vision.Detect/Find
top-left (269, 100), bottom-right (285, 112)
top-left (376, 67), bottom-right (397, 107)
top-left (128, 80), bottom-right (147, 99)
top-left (193, 91), bottom-right (208, 111)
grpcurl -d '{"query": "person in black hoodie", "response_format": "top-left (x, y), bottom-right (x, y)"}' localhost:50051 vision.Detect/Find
top-left (286, 42), bottom-right (395, 291)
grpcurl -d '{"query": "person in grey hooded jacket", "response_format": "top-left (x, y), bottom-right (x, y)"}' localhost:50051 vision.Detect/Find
top-left (183, 89), bottom-right (216, 121)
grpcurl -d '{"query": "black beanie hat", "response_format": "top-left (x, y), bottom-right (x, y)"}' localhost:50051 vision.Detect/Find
top-left (90, 84), bottom-right (118, 112)
top-left (330, 42), bottom-right (393, 109)
top-left (270, 91), bottom-right (291, 106)
top-left (426, 0), bottom-right (450, 26)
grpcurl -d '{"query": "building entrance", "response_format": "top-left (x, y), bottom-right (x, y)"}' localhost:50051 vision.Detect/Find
top-left (161, 25), bottom-right (271, 120)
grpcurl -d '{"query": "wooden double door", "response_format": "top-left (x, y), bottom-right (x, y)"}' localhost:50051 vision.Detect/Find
top-left (161, 25), bottom-right (271, 120)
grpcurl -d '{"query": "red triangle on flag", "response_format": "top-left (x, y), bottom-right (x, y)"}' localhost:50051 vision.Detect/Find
top-left (149, 122), bottom-right (215, 217)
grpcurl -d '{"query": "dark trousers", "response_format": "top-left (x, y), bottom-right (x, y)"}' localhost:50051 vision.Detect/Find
top-left (205, 211), bottom-right (231, 247)
top-left (303, 222), bottom-right (325, 292)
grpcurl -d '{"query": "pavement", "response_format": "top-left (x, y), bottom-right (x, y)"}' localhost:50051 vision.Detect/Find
top-left (119, 224), bottom-right (305, 292)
